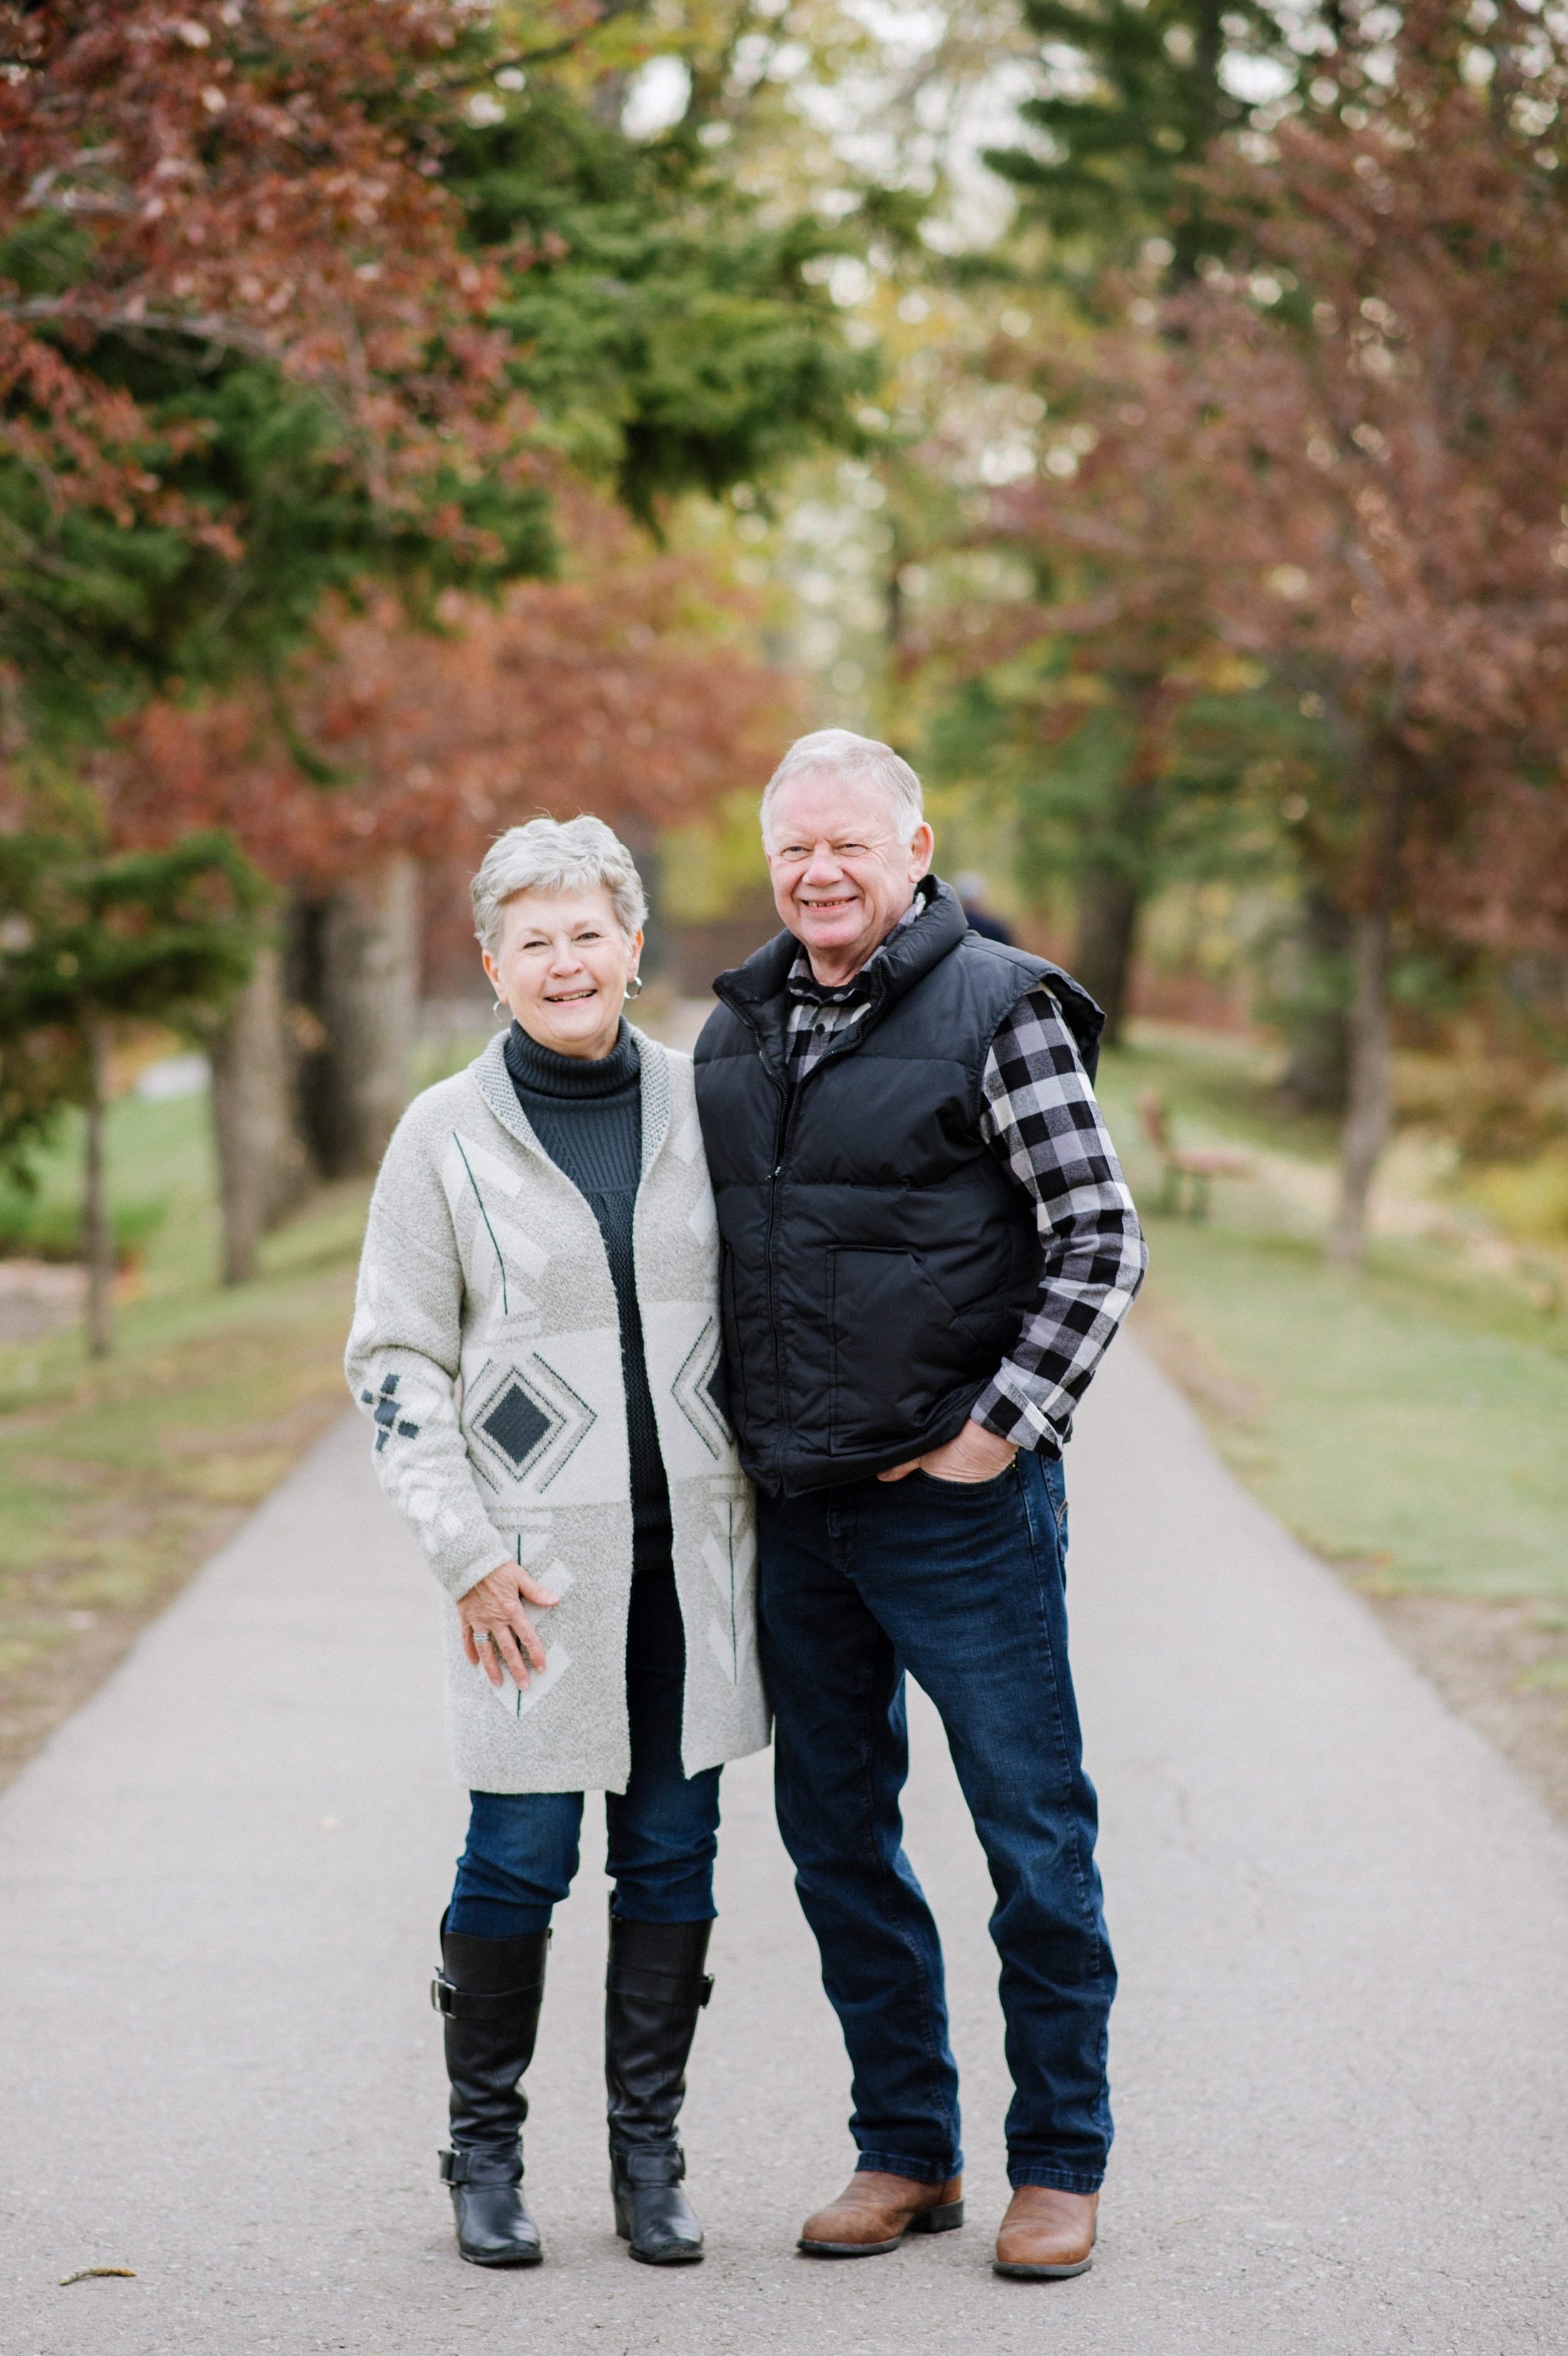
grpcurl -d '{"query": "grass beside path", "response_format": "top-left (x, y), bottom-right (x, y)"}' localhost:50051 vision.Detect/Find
top-left (1095, 1027), bottom-right (1568, 1823)
top-left (0, 1087), bottom-right (368, 1793)
top-left (1096, 1033), bottom-right (1568, 1604)
top-left (1126, 1219), bottom-right (1568, 1601)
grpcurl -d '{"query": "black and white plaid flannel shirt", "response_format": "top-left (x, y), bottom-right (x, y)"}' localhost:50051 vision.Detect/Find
top-left (783, 886), bottom-right (1146, 1455)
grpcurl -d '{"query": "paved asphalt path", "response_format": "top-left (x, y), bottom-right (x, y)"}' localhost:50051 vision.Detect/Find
top-left (3, 1339), bottom-right (1565, 2354)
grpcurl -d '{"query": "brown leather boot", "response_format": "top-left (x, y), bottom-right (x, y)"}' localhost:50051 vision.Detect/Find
top-left (798, 2170), bottom-right (964, 2257)
top-left (993, 2185), bottom-right (1098, 2278)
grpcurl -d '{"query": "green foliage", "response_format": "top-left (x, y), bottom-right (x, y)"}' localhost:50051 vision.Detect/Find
top-left (0, 829), bottom-right (266, 1174)
top-left (986, 0), bottom-right (1291, 285)
top-left (918, 5), bottom-right (1303, 1004)
top-left (0, 1182), bottom-right (164, 1266)
top-left (0, 326), bottom-right (554, 741)
top-left (448, 90), bottom-right (874, 523)
top-left (924, 648), bottom-right (1297, 911)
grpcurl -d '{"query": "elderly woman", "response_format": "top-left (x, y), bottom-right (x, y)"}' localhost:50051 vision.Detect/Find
top-left (346, 815), bottom-right (768, 2273)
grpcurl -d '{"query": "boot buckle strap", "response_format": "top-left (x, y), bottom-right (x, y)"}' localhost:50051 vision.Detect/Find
top-left (615, 2143), bottom-right (686, 2186)
top-left (440, 2145), bottom-right (522, 2187)
top-left (431, 1968), bottom-right (546, 2020)
top-left (607, 1965), bottom-right (714, 2009)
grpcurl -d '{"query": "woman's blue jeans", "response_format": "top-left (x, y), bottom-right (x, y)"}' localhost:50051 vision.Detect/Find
top-left (757, 1448), bottom-right (1115, 2195)
top-left (448, 1567), bottom-right (721, 1935)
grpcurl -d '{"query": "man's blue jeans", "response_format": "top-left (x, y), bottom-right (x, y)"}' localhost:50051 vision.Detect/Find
top-left (448, 1568), bottom-right (721, 1935)
top-left (758, 1448), bottom-right (1115, 2194)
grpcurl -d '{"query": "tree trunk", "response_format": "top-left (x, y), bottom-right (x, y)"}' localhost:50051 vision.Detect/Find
top-left (82, 1013), bottom-right (114, 1357)
top-left (1327, 908), bottom-right (1394, 1268)
top-left (1279, 881), bottom-right (1350, 1115)
top-left (1072, 862), bottom-right (1141, 1045)
top-left (1327, 780), bottom-right (1403, 1268)
top-left (209, 943), bottom-right (312, 1283)
top-left (296, 857), bottom-right (420, 1178)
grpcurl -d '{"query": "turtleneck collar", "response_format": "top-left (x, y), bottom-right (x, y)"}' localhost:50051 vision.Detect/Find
top-left (504, 1016), bottom-right (640, 1100)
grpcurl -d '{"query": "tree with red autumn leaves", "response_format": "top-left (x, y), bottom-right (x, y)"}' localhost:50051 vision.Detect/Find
top-left (987, 0), bottom-right (1568, 1259)
top-left (0, 0), bottom-right (869, 741)
top-left (0, 0), bottom-right (553, 739)
top-left (98, 501), bottom-right (795, 894)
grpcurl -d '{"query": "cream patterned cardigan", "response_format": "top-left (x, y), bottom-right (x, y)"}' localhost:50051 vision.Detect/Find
top-left (344, 1027), bottom-right (769, 1794)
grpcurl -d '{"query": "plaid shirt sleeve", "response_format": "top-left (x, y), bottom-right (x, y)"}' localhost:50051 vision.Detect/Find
top-left (968, 987), bottom-right (1147, 1455)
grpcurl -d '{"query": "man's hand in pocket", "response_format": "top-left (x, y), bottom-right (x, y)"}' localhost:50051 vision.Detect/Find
top-left (877, 1420), bottom-right (1017, 1486)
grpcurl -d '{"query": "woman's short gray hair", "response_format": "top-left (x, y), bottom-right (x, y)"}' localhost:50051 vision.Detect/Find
top-left (470, 815), bottom-right (648, 957)
top-left (760, 728), bottom-right (924, 847)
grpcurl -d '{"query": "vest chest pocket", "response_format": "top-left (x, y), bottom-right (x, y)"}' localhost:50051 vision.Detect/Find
top-left (827, 1244), bottom-right (975, 1456)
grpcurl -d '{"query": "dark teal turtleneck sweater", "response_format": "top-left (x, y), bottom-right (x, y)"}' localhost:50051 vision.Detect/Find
top-left (502, 1018), bottom-right (672, 1574)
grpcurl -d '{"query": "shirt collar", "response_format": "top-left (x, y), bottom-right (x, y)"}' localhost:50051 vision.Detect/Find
top-left (784, 878), bottom-right (935, 1004)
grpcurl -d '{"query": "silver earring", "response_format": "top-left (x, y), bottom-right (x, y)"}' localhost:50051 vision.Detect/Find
top-left (625, 973), bottom-right (644, 1000)
top-left (492, 998), bottom-right (507, 1019)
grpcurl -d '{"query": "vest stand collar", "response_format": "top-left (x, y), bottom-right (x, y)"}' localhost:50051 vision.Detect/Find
top-left (856, 878), bottom-right (967, 1012)
top-left (713, 879), bottom-right (969, 1076)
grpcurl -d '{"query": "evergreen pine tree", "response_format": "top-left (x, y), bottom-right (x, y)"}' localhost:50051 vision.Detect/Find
top-left (985, 0), bottom-right (1293, 285)
top-left (449, 83), bottom-right (874, 525)
top-left (0, 828), bottom-right (265, 1352)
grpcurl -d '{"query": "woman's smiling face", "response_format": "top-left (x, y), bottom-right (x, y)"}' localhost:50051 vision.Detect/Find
top-left (484, 884), bottom-right (642, 1061)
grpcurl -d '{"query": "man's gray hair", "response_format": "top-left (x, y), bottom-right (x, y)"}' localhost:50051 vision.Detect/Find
top-left (760, 728), bottom-right (924, 847)
top-left (470, 815), bottom-right (648, 957)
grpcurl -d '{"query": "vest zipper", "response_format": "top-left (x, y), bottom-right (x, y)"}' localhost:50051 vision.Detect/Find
top-left (760, 1029), bottom-right (861, 1488)
top-left (763, 1078), bottom-right (791, 1488)
top-left (725, 983), bottom-right (888, 1489)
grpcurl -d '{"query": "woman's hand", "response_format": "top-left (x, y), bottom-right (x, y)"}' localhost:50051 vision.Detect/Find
top-left (877, 1420), bottom-right (1017, 1485)
top-left (457, 1564), bottom-right (563, 1689)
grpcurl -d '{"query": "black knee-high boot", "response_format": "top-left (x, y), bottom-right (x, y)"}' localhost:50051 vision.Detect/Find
top-left (432, 1918), bottom-right (549, 2266)
top-left (605, 1911), bottom-right (714, 2264)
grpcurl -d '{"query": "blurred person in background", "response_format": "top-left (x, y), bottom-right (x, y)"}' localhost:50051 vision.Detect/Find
top-left (695, 731), bottom-right (1145, 2281)
top-left (347, 817), bottom-right (768, 2273)
top-left (954, 869), bottom-right (1015, 945)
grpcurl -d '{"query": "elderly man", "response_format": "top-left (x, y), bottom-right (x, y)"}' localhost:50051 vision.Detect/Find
top-left (694, 729), bottom-right (1146, 2279)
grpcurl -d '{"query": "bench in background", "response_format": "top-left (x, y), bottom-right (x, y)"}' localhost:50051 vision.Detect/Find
top-left (1137, 1091), bottom-right (1254, 1219)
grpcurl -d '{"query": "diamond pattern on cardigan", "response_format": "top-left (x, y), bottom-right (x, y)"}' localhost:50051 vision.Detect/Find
top-left (671, 1316), bottom-right (732, 1460)
top-left (480, 1381), bottom-right (553, 1472)
top-left (466, 1354), bottom-right (598, 1491)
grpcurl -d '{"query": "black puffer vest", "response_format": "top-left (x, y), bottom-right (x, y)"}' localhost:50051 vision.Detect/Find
top-left (693, 881), bottom-right (1103, 1497)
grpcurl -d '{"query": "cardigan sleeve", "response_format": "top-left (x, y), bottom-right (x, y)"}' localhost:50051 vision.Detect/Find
top-left (344, 1139), bottom-right (509, 1603)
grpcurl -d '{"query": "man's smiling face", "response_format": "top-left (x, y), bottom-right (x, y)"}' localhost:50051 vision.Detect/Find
top-left (764, 769), bottom-right (935, 986)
